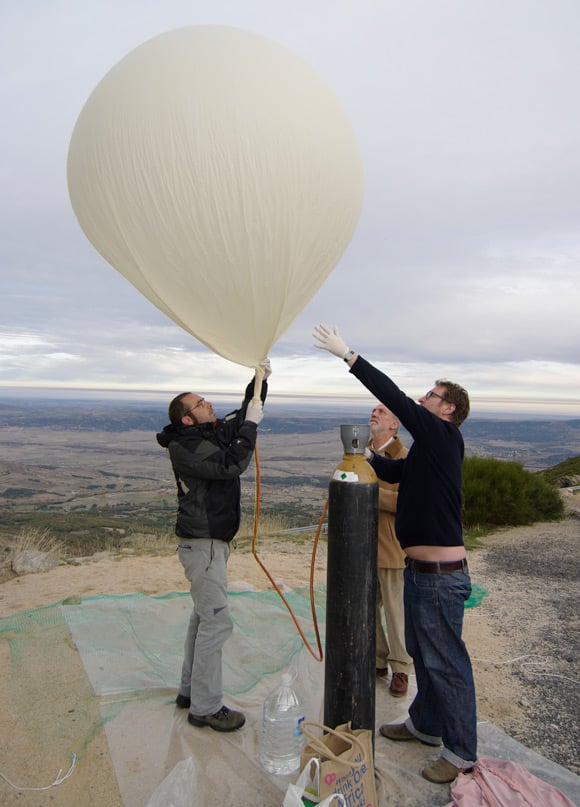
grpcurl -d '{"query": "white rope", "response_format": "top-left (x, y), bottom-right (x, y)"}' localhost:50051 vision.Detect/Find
top-left (473, 653), bottom-right (547, 665)
top-left (473, 653), bottom-right (580, 685)
top-left (531, 672), bottom-right (580, 684)
top-left (0, 754), bottom-right (76, 791)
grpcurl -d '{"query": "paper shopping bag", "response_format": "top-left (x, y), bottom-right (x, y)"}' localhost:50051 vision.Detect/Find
top-left (300, 721), bottom-right (377, 807)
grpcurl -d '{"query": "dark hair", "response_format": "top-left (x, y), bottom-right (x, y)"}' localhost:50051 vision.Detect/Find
top-left (168, 392), bottom-right (193, 426)
top-left (436, 379), bottom-right (470, 426)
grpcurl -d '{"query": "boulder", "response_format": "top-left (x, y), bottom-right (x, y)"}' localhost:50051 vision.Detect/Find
top-left (558, 475), bottom-right (580, 488)
top-left (12, 550), bottom-right (60, 575)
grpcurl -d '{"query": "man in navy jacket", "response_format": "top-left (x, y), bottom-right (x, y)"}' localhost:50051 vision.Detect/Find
top-left (314, 325), bottom-right (476, 784)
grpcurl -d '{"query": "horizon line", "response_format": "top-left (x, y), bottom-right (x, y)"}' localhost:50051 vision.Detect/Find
top-left (0, 384), bottom-right (578, 418)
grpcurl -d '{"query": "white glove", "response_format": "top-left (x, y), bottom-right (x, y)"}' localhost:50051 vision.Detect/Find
top-left (313, 323), bottom-right (351, 359)
top-left (259, 358), bottom-right (272, 380)
top-left (364, 447), bottom-right (373, 461)
top-left (245, 399), bottom-right (264, 425)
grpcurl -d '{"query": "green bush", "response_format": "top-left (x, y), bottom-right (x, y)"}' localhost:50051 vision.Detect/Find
top-left (463, 456), bottom-right (564, 528)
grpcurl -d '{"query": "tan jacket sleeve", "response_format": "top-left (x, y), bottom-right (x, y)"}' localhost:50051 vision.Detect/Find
top-left (375, 437), bottom-right (408, 569)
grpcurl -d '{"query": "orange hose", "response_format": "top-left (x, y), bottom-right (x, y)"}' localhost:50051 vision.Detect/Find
top-left (251, 439), bottom-right (324, 662)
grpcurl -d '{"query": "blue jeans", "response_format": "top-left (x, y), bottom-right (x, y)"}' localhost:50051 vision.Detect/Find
top-left (403, 565), bottom-right (477, 768)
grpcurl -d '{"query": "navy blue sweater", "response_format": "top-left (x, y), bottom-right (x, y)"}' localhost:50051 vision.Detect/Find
top-left (350, 357), bottom-right (465, 549)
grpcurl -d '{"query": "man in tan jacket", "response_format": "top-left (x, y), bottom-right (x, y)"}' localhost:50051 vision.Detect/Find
top-left (369, 403), bottom-right (414, 696)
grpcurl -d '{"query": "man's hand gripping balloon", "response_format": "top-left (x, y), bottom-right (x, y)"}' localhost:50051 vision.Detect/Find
top-left (248, 357), bottom-right (271, 424)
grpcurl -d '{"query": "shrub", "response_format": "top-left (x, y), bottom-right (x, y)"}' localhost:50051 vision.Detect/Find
top-left (463, 456), bottom-right (564, 528)
top-left (5, 527), bottom-right (65, 559)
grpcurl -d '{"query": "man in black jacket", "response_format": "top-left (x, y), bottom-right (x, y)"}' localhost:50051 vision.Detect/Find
top-left (314, 325), bottom-right (476, 784)
top-left (156, 361), bottom-right (269, 732)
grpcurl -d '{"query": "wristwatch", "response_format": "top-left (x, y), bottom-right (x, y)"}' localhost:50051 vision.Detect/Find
top-left (343, 350), bottom-right (355, 363)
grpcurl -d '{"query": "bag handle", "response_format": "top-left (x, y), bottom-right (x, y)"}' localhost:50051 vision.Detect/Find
top-left (300, 721), bottom-right (368, 768)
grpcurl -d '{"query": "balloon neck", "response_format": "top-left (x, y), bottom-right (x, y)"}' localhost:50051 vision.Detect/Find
top-left (253, 365), bottom-right (265, 400)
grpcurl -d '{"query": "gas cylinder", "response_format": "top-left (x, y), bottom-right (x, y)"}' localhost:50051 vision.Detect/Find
top-left (324, 424), bottom-right (378, 733)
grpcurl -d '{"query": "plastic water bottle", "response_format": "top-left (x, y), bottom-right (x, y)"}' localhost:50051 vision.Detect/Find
top-left (260, 672), bottom-right (306, 775)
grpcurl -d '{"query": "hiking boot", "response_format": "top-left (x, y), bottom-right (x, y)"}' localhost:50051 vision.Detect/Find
top-left (376, 667), bottom-right (389, 678)
top-left (379, 722), bottom-right (441, 746)
top-left (187, 705), bottom-right (246, 732)
top-left (389, 672), bottom-right (408, 697)
top-left (422, 757), bottom-right (472, 784)
top-left (175, 694), bottom-right (191, 709)
top-left (379, 722), bottom-right (417, 742)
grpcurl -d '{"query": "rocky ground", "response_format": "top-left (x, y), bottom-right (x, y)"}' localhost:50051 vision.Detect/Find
top-left (467, 492), bottom-right (579, 773)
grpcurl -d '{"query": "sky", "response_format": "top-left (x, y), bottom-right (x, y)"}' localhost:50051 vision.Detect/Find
top-left (1, 0), bottom-right (579, 416)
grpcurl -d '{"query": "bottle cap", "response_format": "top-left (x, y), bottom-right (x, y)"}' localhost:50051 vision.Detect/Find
top-left (281, 672), bottom-right (293, 686)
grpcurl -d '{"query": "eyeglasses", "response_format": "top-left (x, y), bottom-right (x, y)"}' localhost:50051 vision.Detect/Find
top-left (187, 398), bottom-right (205, 414)
top-left (425, 390), bottom-right (447, 401)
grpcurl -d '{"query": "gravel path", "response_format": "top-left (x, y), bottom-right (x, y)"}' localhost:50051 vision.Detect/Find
top-left (469, 494), bottom-right (580, 774)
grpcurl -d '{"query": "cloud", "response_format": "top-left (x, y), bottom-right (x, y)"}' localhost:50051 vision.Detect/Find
top-left (0, 0), bottom-right (579, 412)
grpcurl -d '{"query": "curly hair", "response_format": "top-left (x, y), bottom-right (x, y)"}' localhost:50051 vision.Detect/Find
top-left (436, 379), bottom-right (470, 426)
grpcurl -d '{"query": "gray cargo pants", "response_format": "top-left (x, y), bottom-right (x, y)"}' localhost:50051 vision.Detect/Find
top-left (177, 539), bottom-right (233, 716)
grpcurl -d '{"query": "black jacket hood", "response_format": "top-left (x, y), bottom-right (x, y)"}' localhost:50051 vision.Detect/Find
top-left (156, 422), bottom-right (216, 449)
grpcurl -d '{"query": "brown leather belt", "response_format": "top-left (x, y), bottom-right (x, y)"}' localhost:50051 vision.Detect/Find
top-left (405, 557), bottom-right (468, 574)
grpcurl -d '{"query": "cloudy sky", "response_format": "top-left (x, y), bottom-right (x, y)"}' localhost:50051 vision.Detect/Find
top-left (1, 0), bottom-right (579, 415)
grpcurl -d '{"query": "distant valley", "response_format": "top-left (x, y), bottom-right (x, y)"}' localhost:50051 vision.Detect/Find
top-left (0, 398), bottom-right (579, 543)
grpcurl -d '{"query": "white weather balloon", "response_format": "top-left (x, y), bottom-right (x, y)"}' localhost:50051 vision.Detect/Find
top-left (67, 26), bottom-right (364, 368)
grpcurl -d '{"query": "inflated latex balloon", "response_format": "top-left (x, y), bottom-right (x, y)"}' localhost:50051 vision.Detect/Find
top-left (67, 25), bottom-right (364, 367)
